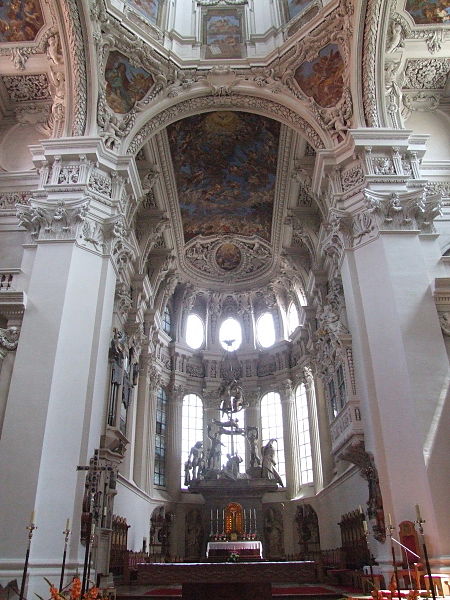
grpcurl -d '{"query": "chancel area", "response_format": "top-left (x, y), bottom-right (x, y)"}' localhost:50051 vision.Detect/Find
top-left (0, 0), bottom-right (449, 599)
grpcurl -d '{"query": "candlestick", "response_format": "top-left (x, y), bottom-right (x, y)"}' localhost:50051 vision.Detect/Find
top-left (59, 520), bottom-right (71, 592)
top-left (415, 504), bottom-right (421, 522)
top-left (19, 519), bottom-right (37, 600)
top-left (363, 519), bottom-right (368, 533)
top-left (216, 508), bottom-right (219, 536)
top-left (359, 505), bottom-right (363, 514)
top-left (388, 512), bottom-right (392, 527)
top-left (254, 508), bottom-right (257, 534)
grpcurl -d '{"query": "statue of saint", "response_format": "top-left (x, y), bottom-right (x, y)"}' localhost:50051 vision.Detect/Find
top-left (246, 427), bottom-right (261, 467)
top-left (261, 439), bottom-right (284, 486)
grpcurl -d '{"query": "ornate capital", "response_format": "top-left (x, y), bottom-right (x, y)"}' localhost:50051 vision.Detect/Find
top-left (17, 199), bottom-right (89, 241)
top-left (0, 326), bottom-right (20, 358)
top-left (364, 188), bottom-right (441, 233)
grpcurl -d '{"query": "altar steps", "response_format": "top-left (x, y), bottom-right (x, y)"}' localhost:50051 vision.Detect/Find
top-left (116, 583), bottom-right (352, 599)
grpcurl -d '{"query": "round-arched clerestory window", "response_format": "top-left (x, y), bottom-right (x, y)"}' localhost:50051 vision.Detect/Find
top-left (186, 314), bottom-right (204, 349)
top-left (219, 317), bottom-right (242, 352)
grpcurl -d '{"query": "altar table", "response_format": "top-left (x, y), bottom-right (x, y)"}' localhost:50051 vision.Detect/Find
top-left (206, 540), bottom-right (263, 560)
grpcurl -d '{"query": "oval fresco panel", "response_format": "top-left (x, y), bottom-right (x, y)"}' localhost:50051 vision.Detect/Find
top-left (216, 243), bottom-right (242, 271)
top-left (294, 43), bottom-right (345, 108)
top-left (105, 51), bottom-right (154, 114)
top-left (0, 0), bottom-right (44, 43)
top-left (405, 1), bottom-right (450, 24)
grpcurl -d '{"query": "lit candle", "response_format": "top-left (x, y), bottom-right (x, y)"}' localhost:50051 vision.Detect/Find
top-left (66, 518), bottom-right (70, 531)
top-left (415, 504), bottom-right (421, 521)
top-left (31, 510), bottom-right (36, 525)
top-left (388, 513), bottom-right (392, 527)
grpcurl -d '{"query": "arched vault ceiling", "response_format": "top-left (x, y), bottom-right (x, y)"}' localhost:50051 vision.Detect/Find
top-left (166, 111), bottom-right (280, 243)
top-left (140, 117), bottom-right (314, 291)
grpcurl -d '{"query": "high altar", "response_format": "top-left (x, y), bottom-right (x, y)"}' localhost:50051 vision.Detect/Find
top-left (184, 354), bottom-right (284, 561)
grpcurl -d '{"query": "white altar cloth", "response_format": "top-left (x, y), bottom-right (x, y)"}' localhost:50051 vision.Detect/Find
top-left (206, 540), bottom-right (263, 558)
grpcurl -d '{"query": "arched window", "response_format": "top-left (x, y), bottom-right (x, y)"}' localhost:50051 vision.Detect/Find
top-left (181, 394), bottom-right (203, 487)
top-left (260, 392), bottom-right (285, 485)
top-left (287, 302), bottom-right (300, 335)
top-left (295, 384), bottom-right (313, 485)
top-left (154, 387), bottom-right (167, 486)
top-left (186, 314), bottom-right (204, 349)
top-left (256, 312), bottom-right (276, 348)
top-left (162, 306), bottom-right (171, 335)
top-left (219, 317), bottom-right (242, 351)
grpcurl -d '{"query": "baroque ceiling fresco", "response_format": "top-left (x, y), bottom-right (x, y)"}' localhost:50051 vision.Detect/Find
top-left (404, 0), bottom-right (450, 24)
top-left (126, 0), bottom-right (162, 24)
top-left (105, 51), bottom-right (154, 114)
top-left (294, 44), bottom-right (345, 108)
top-left (167, 111), bottom-right (280, 243)
top-left (0, 0), bottom-right (44, 42)
top-left (287, 0), bottom-right (316, 20)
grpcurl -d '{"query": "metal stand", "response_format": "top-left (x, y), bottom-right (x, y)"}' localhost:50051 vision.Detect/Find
top-left (19, 521), bottom-right (37, 600)
top-left (59, 524), bottom-right (71, 592)
top-left (416, 516), bottom-right (436, 600)
top-left (387, 522), bottom-right (402, 600)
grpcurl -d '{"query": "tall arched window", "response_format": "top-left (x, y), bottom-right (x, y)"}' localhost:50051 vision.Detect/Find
top-left (219, 317), bottom-right (242, 351)
top-left (295, 384), bottom-right (313, 485)
top-left (260, 392), bottom-right (286, 485)
top-left (186, 314), bottom-right (204, 349)
top-left (256, 312), bottom-right (276, 348)
top-left (162, 306), bottom-right (171, 336)
top-left (154, 387), bottom-right (167, 487)
top-left (287, 302), bottom-right (299, 335)
top-left (181, 394), bottom-right (203, 487)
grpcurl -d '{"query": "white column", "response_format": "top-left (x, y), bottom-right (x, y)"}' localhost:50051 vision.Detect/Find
top-left (304, 370), bottom-right (324, 493)
top-left (166, 386), bottom-right (184, 500)
top-left (340, 193), bottom-right (449, 565)
top-left (0, 239), bottom-right (116, 596)
top-left (133, 359), bottom-right (158, 492)
top-left (280, 381), bottom-right (301, 499)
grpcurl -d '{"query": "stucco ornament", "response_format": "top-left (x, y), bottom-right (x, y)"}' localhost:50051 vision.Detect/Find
top-left (0, 327), bottom-right (20, 359)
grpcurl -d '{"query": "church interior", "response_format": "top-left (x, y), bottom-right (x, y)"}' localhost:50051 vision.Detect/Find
top-left (0, 0), bottom-right (449, 599)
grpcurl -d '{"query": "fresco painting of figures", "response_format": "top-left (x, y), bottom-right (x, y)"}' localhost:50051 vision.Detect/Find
top-left (204, 10), bottom-right (243, 59)
top-left (167, 111), bottom-right (280, 242)
top-left (405, 0), bottom-right (450, 24)
top-left (0, 0), bottom-right (44, 43)
top-left (294, 43), bottom-right (345, 108)
top-left (126, 0), bottom-right (161, 24)
top-left (287, 0), bottom-right (315, 20)
top-left (105, 51), bottom-right (154, 114)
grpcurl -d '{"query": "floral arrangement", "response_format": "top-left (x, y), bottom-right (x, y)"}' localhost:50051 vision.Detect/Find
top-left (227, 552), bottom-right (240, 563)
top-left (37, 577), bottom-right (101, 600)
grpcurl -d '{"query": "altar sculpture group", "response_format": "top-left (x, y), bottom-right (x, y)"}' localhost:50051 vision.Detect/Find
top-left (184, 379), bottom-right (284, 486)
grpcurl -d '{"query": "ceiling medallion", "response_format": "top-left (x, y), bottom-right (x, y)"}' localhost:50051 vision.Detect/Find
top-left (215, 242), bottom-right (242, 271)
top-left (183, 235), bottom-right (273, 284)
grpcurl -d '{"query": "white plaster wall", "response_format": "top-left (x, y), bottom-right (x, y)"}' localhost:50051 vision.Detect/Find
top-left (406, 111), bottom-right (450, 163)
top-left (114, 481), bottom-right (154, 551)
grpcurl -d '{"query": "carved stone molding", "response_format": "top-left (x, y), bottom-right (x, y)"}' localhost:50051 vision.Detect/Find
top-left (127, 94), bottom-right (325, 156)
top-left (16, 199), bottom-right (89, 241)
top-left (364, 189), bottom-right (441, 233)
top-left (0, 327), bottom-right (20, 359)
top-left (183, 235), bottom-right (273, 284)
top-left (60, 0), bottom-right (88, 136)
top-left (403, 58), bottom-right (450, 90)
